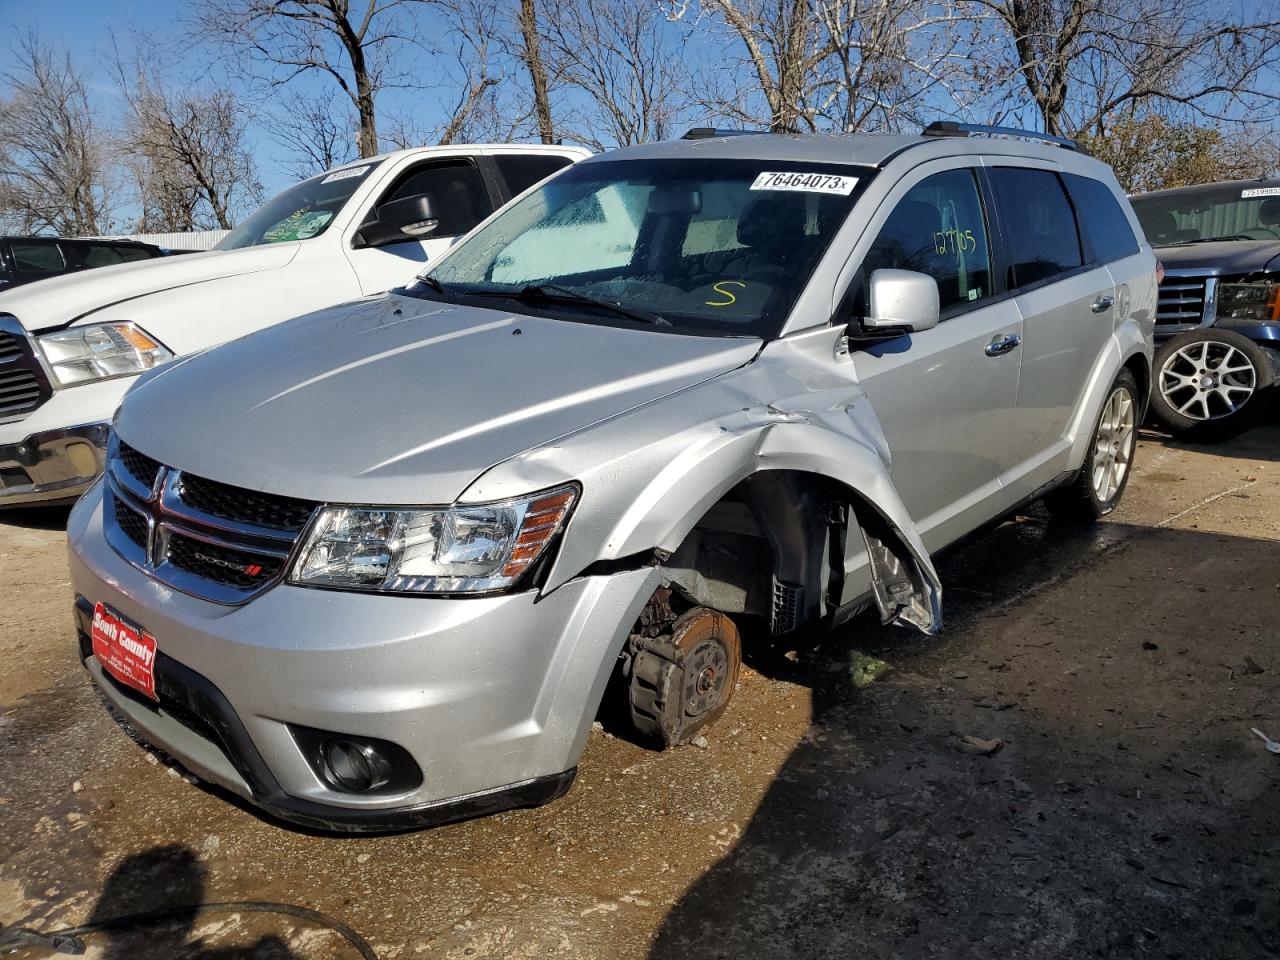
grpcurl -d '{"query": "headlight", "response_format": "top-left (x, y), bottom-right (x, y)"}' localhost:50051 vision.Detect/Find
top-left (1218, 280), bottom-right (1280, 323)
top-left (290, 484), bottom-right (578, 594)
top-left (38, 322), bottom-right (174, 387)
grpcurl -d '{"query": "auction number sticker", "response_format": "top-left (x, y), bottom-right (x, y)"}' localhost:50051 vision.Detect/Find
top-left (1242, 187), bottom-right (1280, 198)
top-left (322, 165), bottom-right (372, 184)
top-left (750, 171), bottom-right (858, 195)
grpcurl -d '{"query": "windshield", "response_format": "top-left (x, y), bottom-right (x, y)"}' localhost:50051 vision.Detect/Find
top-left (1131, 184), bottom-right (1280, 245)
top-left (214, 162), bottom-right (381, 250)
top-left (424, 158), bottom-right (873, 337)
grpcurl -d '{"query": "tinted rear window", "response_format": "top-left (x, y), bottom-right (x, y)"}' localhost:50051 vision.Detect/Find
top-left (1064, 174), bottom-right (1139, 263)
top-left (989, 168), bottom-right (1083, 288)
top-left (494, 153), bottom-right (574, 196)
top-left (10, 240), bottom-right (65, 273)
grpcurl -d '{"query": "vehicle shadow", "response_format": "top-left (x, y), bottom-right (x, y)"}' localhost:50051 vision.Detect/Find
top-left (648, 517), bottom-right (1280, 959)
top-left (79, 844), bottom-right (298, 959)
top-left (0, 504), bottom-right (72, 530)
top-left (1140, 396), bottom-right (1280, 464)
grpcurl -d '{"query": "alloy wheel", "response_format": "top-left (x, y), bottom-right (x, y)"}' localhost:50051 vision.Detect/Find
top-left (1158, 339), bottom-right (1257, 422)
top-left (1091, 386), bottom-right (1135, 503)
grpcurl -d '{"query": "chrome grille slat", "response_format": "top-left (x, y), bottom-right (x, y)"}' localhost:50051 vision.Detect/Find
top-left (0, 320), bottom-right (53, 422)
top-left (103, 435), bottom-right (318, 605)
top-left (1154, 272), bottom-right (1215, 330)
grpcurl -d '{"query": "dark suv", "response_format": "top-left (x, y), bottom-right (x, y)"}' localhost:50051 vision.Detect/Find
top-left (0, 236), bottom-right (168, 292)
top-left (1131, 179), bottom-right (1280, 438)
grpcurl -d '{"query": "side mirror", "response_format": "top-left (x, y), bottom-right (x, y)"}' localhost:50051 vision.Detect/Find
top-left (355, 194), bottom-right (439, 248)
top-left (860, 268), bottom-right (940, 335)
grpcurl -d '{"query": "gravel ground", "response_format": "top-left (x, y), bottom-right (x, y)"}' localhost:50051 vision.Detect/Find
top-left (0, 423), bottom-right (1277, 959)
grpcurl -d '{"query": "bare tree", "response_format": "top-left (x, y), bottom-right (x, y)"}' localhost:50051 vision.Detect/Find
top-left (271, 92), bottom-right (358, 179)
top-left (115, 46), bottom-right (264, 231)
top-left (965, 0), bottom-right (1280, 138)
top-left (195, 0), bottom-right (432, 158)
top-left (671, 0), bottom-right (969, 134)
top-left (0, 34), bottom-right (114, 235)
top-left (542, 0), bottom-right (688, 147)
top-left (518, 0), bottom-right (557, 142)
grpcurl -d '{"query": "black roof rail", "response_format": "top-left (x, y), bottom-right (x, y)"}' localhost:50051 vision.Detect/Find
top-left (922, 120), bottom-right (1085, 154)
top-left (681, 127), bottom-right (767, 140)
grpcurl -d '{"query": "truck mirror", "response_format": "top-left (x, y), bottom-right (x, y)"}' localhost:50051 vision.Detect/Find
top-left (355, 194), bottom-right (440, 248)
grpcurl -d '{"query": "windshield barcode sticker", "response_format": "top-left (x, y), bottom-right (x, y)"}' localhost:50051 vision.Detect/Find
top-left (750, 172), bottom-right (857, 195)
top-left (1241, 187), bottom-right (1280, 198)
top-left (322, 165), bottom-right (371, 184)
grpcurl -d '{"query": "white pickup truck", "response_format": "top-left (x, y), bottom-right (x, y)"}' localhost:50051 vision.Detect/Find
top-left (0, 143), bottom-right (589, 507)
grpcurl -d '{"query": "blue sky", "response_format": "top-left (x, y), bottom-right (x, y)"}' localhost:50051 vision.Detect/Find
top-left (0, 0), bottom-right (482, 198)
top-left (4, 0), bottom-right (1277, 221)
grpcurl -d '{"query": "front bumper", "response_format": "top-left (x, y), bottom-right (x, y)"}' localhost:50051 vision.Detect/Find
top-left (0, 422), bottom-right (110, 506)
top-left (67, 483), bottom-right (660, 831)
top-left (0, 374), bottom-right (136, 507)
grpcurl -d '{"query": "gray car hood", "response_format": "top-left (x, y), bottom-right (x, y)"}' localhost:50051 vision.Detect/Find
top-left (118, 295), bottom-right (761, 505)
top-left (1155, 239), bottom-right (1280, 275)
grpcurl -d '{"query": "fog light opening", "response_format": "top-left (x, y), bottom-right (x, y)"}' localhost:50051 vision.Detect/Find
top-left (323, 738), bottom-right (394, 792)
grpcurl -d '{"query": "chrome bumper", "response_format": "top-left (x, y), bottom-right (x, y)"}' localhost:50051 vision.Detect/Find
top-left (0, 422), bottom-right (110, 506)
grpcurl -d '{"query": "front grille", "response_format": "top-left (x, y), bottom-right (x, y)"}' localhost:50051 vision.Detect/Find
top-left (0, 327), bottom-right (51, 421)
top-left (118, 441), bottom-right (162, 491)
top-left (1157, 274), bottom-right (1213, 329)
top-left (177, 472), bottom-right (315, 532)
top-left (104, 450), bottom-right (312, 604)
top-left (0, 331), bottom-right (21, 364)
top-left (166, 533), bottom-right (285, 589)
top-left (114, 497), bottom-right (149, 549)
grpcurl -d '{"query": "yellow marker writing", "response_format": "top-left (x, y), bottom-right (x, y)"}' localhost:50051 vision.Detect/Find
top-left (705, 280), bottom-right (746, 307)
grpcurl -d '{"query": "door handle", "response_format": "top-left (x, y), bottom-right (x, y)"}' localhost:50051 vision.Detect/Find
top-left (1091, 295), bottom-right (1115, 313)
top-left (985, 333), bottom-right (1021, 357)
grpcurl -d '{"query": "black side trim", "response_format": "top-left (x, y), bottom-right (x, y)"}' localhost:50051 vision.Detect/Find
top-left (74, 596), bottom-right (577, 833)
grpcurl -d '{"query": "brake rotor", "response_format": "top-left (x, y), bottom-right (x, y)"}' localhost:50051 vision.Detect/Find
top-left (628, 606), bottom-right (741, 748)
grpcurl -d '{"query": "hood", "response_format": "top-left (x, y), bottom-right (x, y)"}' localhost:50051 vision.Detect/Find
top-left (1154, 239), bottom-right (1280, 276)
top-left (117, 296), bottom-right (761, 505)
top-left (0, 243), bottom-right (299, 332)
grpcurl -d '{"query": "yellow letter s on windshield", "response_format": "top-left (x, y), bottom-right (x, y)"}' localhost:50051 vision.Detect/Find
top-left (705, 280), bottom-right (746, 307)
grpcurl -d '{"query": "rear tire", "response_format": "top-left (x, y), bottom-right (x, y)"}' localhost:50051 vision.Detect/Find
top-left (1044, 368), bottom-right (1139, 522)
top-left (1149, 330), bottom-right (1271, 442)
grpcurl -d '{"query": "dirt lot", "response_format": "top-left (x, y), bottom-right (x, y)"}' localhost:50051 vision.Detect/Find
top-left (1, 424), bottom-right (1278, 959)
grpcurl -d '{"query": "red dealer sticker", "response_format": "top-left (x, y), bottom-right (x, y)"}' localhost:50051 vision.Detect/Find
top-left (91, 602), bottom-right (158, 701)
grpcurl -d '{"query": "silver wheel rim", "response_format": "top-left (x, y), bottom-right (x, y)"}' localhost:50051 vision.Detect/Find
top-left (1159, 340), bottom-right (1257, 421)
top-left (1091, 386), bottom-right (1135, 503)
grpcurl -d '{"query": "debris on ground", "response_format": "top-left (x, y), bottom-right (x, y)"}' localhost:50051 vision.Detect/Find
top-left (1250, 728), bottom-right (1280, 754)
top-left (957, 735), bottom-right (1004, 756)
top-left (848, 651), bottom-right (890, 688)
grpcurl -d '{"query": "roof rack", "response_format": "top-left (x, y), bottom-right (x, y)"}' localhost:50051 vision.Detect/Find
top-left (681, 127), bottom-right (766, 140)
top-left (922, 121), bottom-right (1084, 153)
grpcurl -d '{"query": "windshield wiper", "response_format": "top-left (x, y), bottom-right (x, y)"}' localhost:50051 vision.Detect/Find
top-left (1169, 234), bottom-right (1257, 245)
top-left (416, 275), bottom-right (449, 294)
top-left (469, 284), bottom-right (670, 327)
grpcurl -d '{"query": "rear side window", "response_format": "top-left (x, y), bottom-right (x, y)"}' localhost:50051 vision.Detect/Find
top-left (1063, 174), bottom-right (1140, 263)
top-left (863, 168), bottom-right (994, 313)
top-left (989, 168), bottom-right (1083, 288)
top-left (10, 240), bottom-right (65, 274)
top-left (81, 244), bottom-right (153, 267)
top-left (375, 160), bottom-right (493, 238)
top-left (494, 154), bottom-right (574, 197)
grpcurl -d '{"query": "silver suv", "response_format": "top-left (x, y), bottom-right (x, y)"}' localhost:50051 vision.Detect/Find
top-left (67, 123), bottom-right (1156, 831)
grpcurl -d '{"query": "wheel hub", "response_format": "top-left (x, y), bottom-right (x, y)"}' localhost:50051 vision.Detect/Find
top-left (1159, 339), bottom-right (1257, 422)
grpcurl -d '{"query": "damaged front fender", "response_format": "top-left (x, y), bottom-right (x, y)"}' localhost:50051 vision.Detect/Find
top-left (460, 327), bottom-right (942, 636)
